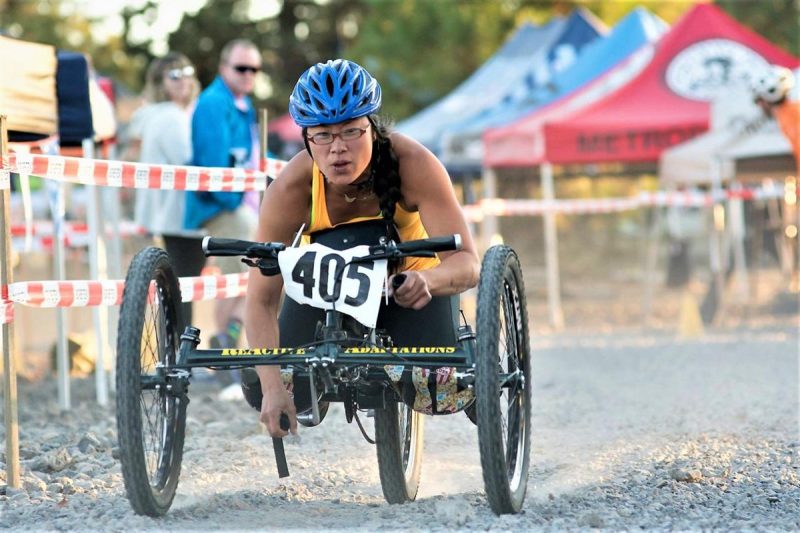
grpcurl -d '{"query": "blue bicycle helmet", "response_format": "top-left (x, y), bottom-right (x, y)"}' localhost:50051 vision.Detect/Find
top-left (289, 59), bottom-right (381, 127)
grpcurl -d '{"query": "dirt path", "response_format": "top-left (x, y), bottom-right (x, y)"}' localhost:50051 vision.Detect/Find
top-left (2, 323), bottom-right (798, 530)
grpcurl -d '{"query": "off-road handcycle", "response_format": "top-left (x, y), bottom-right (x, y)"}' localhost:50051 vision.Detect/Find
top-left (115, 225), bottom-right (531, 517)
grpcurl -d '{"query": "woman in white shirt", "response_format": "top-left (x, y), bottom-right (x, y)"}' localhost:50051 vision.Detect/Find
top-left (131, 52), bottom-right (204, 328)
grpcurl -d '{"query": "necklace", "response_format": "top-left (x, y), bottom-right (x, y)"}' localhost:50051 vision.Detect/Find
top-left (351, 173), bottom-right (374, 192)
top-left (323, 171), bottom-right (375, 203)
top-left (343, 190), bottom-right (376, 203)
top-left (340, 173), bottom-right (375, 203)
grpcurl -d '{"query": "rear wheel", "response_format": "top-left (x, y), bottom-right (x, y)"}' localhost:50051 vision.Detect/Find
top-left (116, 247), bottom-right (187, 517)
top-left (475, 245), bottom-right (531, 514)
top-left (375, 401), bottom-right (424, 503)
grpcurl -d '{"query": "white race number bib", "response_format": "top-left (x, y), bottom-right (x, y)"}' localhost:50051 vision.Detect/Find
top-left (278, 243), bottom-right (387, 328)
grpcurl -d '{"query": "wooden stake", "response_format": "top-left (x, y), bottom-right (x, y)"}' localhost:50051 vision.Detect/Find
top-left (259, 108), bottom-right (268, 174)
top-left (0, 115), bottom-right (21, 488)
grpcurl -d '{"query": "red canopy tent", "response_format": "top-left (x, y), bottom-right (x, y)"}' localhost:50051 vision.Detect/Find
top-left (268, 112), bottom-right (303, 143)
top-left (486, 3), bottom-right (798, 167)
top-left (482, 40), bottom-right (658, 168)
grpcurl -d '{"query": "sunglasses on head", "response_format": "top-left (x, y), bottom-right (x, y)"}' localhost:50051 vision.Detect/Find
top-left (232, 64), bottom-right (260, 74)
top-left (167, 65), bottom-right (195, 80)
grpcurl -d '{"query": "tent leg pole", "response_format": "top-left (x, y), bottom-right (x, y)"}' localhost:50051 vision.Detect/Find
top-left (83, 139), bottom-right (109, 407)
top-left (788, 175), bottom-right (799, 292)
top-left (1, 115), bottom-right (20, 489)
top-left (480, 167), bottom-right (498, 253)
top-left (709, 164), bottom-right (726, 326)
top-left (728, 183), bottom-right (749, 304)
top-left (542, 162), bottom-right (564, 330)
top-left (51, 181), bottom-right (71, 410)
top-left (642, 204), bottom-right (664, 326)
top-left (102, 142), bottom-right (121, 393)
top-left (752, 200), bottom-right (765, 304)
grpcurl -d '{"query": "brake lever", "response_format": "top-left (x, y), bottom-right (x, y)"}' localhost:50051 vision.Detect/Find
top-left (351, 252), bottom-right (394, 263)
top-left (245, 244), bottom-right (282, 259)
top-left (352, 250), bottom-right (435, 264)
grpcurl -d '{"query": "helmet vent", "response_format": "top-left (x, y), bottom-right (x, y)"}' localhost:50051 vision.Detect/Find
top-left (289, 59), bottom-right (382, 126)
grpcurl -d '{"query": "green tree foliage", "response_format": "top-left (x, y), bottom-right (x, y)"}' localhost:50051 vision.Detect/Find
top-left (715, 0), bottom-right (798, 56)
top-left (1, 0), bottom-right (796, 121)
top-left (341, 0), bottom-right (561, 120)
top-left (561, 0), bottom-right (696, 26)
top-left (166, 0), bottom-right (366, 116)
top-left (0, 0), bottom-right (145, 89)
top-left (340, 0), bottom-right (711, 120)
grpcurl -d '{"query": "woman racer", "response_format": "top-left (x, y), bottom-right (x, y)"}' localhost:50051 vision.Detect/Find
top-left (243, 59), bottom-right (480, 437)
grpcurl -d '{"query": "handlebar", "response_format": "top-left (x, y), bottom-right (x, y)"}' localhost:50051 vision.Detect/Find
top-left (202, 234), bottom-right (462, 261)
top-left (202, 236), bottom-right (285, 258)
top-left (393, 234), bottom-right (461, 255)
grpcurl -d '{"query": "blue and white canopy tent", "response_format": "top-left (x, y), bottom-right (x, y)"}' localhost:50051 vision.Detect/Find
top-left (396, 8), bottom-right (603, 157)
top-left (440, 7), bottom-right (667, 174)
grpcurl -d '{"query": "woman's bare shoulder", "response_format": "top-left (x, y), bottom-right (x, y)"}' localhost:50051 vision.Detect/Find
top-left (389, 131), bottom-right (431, 160)
top-left (273, 150), bottom-right (314, 189)
top-left (388, 131), bottom-right (452, 210)
top-left (260, 150), bottom-right (313, 240)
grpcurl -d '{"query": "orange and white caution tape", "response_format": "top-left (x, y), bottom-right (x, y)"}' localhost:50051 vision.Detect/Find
top-left (8, 279), bottom-right (126, 308)
top-left (11, 220), bottom-right (147, 251)
top-left (6, 272), bottom-right (249, 309)
top-left (1, 284), bottom-right (12, 325)
top-left (3, 153), bottom-right (286, 191)
top-left (178, 272), bottom-right (249, 302)
top-left (8, 135), bottom-right (60, 153)
top-left (10, 220), bottom-right (140, 237)
top-left (463, 185), bottom-right (784, 221)
top-left (1, 300), bottom-right (12, 325)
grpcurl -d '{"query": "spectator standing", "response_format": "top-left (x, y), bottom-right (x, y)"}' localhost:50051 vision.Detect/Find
top-left (751, 65), bottom-right (799, 290)
top-left (131, 52), bottom-right (204, 330)
top-left (186, 39), bottom-right (262, 352)
top-left (751, 65), bottom-right (798, 165)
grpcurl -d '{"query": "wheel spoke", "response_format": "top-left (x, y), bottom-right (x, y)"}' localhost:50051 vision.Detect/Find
top-left (499, 276), bottom-right (524, 484)
top-left (136, 281), bottom-right (176, 487)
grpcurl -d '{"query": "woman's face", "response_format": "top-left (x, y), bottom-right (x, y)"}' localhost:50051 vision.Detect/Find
top-left (162, 64), bottom-right (195, 105)
top-left (306, 117), bottom-right (373, 187)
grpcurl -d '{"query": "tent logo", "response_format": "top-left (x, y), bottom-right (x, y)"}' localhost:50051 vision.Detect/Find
top-left (665, 39), bottom-right (768, 101)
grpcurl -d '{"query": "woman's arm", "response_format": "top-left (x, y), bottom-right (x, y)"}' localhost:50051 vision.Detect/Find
top-left (244, 151), bottom-right (313, 436)
top-left (389, 133), bottom-right (481, 310)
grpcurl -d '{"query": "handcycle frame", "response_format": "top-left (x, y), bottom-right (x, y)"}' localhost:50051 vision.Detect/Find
top-left (115, 232), bottom-right (531, 517)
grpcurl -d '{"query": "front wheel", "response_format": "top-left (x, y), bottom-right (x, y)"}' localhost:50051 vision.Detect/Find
top-left (374, 401), bottom-right (424, 503)
top-left (475, 245), bottom-right (532, 514)
top-left (116, 247), bottom-right (187, 517)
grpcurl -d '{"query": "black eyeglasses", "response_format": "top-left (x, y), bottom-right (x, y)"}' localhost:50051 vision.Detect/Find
top-left (232, 64), bottom-right (260, 74)
top-left (307, 125), bottom-right (370, 145)
top-left (167, 65), bottom-right (195, 80)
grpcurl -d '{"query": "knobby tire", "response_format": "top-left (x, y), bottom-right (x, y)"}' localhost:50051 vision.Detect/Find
top-left (116, 247), bottom-right (186, 517)
top-left (475, 245), bottom-right (532, 514)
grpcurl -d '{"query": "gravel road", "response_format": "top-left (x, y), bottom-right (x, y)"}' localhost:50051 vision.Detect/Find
top-left (2, 323), bottom-right (798, 531)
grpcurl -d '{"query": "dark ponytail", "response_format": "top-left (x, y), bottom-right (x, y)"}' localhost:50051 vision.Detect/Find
top-left (367, 115), bottom-right (402, 245)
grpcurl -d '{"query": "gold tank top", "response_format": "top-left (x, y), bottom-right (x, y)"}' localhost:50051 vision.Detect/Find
top-left (305, 163), bottom-right (440, 271)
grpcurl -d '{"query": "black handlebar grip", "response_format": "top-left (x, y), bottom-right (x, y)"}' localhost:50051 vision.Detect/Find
top-left (202, 236), bottom-right (256, 257)
top-left (272, 414), bottom-right (292, 479)
top-left (391, 273), bottom-right (407, 290)
top-left (272, 437), bottom-right (289, 478)
top-left (396, 234), bottom-right (462, 255)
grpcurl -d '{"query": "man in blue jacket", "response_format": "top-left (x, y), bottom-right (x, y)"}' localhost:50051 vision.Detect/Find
top-left (187, 39), bottom-right (262, 357)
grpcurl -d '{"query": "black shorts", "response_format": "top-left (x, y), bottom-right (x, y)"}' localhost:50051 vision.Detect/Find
top-left (278, 293), bottom-right (458, 348)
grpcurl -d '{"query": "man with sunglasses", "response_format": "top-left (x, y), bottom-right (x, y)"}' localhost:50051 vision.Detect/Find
top-left (186, 39), bottom-right (263, 382)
